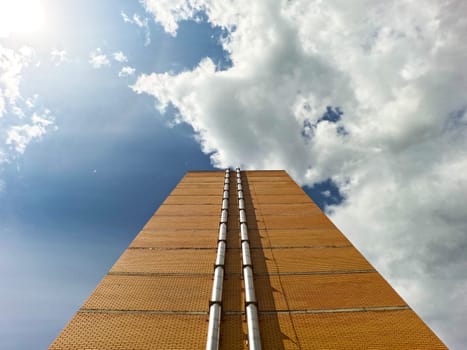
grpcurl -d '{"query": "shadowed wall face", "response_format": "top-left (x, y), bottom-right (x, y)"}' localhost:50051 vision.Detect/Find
top-left (49, 170), bottom-right (446, 349)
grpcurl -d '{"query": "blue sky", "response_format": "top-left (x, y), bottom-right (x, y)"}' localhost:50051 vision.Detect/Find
top-left (0, 1), bottom-right (217, 348)
top-left (1, 1), bottom-right (466, 349)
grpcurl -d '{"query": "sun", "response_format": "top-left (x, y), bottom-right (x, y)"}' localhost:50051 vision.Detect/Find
top-left (0, 0), bottom-right (45, 38)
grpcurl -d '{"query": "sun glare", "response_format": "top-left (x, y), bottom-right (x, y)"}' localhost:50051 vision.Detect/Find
top-left (0, 0), bottom-right (45, 38)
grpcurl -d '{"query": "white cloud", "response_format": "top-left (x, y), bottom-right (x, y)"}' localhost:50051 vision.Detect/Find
top-left (50, 49), bottom-right (67, 65)
top-left (141, 0), bottom-right (203, 37)
top-left (120, 11), bottom-right (151, 46)
top-left (6, 111), bottom-right (54, 154)
top-left (120, 11), bottom-right (132, 24)
top-left (113, 51), bottom-right (128, 63)
top-left (24, 94), bottom-right (38, 109)
top-left (134, 1), bottom-right (467, 348)
top-left (88, 48), bottom-right (110, 69)
top-left (0, 44), bottom-right (55, 169)
top-left (0, 46), bottom-right (34, 115)
top-left (118, 66), bottom-right (135, 78)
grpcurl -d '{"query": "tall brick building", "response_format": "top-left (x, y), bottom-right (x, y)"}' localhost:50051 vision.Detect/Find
top-left (49, 170), bottom-right (446, 349)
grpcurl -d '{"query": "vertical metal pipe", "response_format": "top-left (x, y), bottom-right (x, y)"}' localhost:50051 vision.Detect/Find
top-left (206, 303), bottom-right (221, 350)
top-left (243, 266), bottom-right (256, 303)
top-left (239, 209), bottom-right (246, 223)
top-left (206, 169), bottom-right (230, 350)
top-left (218, 223), bottom-right (227, 241)
top-left (220, 209), bottom-right (228, 223)
top-left (237, 168), bottom-right (262, 350)
top-left (246, 304), bottom-right (262, 350)
top-left (242, 241), bottom-right (252, 266)
top-left (211, 266), bottom-right (224, 303)
top-left (239, 199), bottom-right (245, 210)
top-left (240, 223), bottom-right (249, 241)
top-left (215, 242), bottom-right (226, 267)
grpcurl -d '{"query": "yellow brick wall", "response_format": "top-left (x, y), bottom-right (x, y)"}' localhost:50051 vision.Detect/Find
top-left (49, 170), bottom-right (446, 349)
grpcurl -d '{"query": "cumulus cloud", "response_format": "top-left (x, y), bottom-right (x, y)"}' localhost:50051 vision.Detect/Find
top-left (118, 66), bottom-right (135, 78)
top-left (112, 51), bottom-right (128, 63)
top-left (50, 49), bottom-right (67, 65)
top-left (88, 48), bottom-right (110, 69)
top-left (134, 0), bottom-right (467, 348)
top-left (142, 0), bottom-right (204, 37)
top-left (121, 11), bottom-right (151, 46)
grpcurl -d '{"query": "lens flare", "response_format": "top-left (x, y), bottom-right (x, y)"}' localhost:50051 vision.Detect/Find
top-left (0, 0), bottom-right (45, 38)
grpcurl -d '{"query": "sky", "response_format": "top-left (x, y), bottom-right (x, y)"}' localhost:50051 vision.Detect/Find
top-left (0, 0), bottom-right (466, 349)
